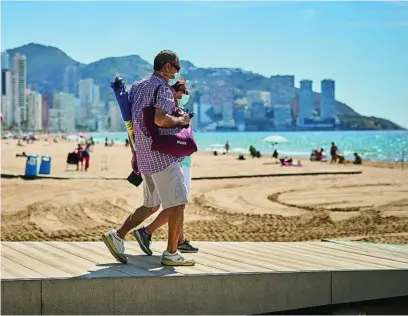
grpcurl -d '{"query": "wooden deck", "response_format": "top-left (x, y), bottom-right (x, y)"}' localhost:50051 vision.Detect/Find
top-left (2, 240), bottom-right (408, 315)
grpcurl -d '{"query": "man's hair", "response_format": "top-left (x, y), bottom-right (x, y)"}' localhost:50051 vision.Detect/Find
top-left (153, 50), bottom-right (178, 71)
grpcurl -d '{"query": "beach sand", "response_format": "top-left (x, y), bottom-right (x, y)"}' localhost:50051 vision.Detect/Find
top-left (1, 138), bottom-right (408, 244)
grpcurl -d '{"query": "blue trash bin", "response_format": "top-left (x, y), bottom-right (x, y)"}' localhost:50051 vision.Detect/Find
top-left (39, 155), bottom-right (52, 175)
top-left (25, 154), bottom-right (38, 177)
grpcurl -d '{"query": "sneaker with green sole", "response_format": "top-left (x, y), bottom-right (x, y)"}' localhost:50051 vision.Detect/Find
top-left (102, 230), bottom-right (128, 264)
top-left (161, 250), bottom-right (195, 266)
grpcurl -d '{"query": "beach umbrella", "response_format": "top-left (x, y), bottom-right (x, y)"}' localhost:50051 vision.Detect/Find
top-left (110, 73), bottom-right (142, 185)
top-left (231, 148), bottom-right (246, 154)
top-left (66, 134), bottom-right (81, 142)
top-left (263, 135), bottom-right (289, 145)
top-left (110, 73), bottom-right (135, 151)
top-left (77, 132), bottom-right (85, 138)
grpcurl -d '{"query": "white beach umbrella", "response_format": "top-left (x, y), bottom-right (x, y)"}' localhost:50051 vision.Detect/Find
top-left (263, 135), bottom-right (289, 145)
top-left (66, 134), bottom-right (82, 142)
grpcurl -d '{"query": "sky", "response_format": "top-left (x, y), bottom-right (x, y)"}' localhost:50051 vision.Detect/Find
top-left (1, 1), bottom-right (408, 128)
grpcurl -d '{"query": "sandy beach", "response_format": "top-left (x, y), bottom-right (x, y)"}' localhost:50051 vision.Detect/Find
top-left (1, 137), bottom-right (408, 244)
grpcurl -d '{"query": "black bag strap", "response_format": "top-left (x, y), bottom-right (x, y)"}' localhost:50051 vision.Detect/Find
top-left (152, 84), bottom-right (162, 106)
top-left (142, 84), bottom-right (162, 138)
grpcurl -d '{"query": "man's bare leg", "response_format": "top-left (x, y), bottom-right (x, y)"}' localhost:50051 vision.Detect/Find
top-left (145, 208), bottom-right (185, 245)
top-left (116, 205), bottom-right (159, 239)
top-left (166, 204), bottom-right (185, 253)
top-left (161, 204), bottom-right (194, 266)
top-left (102, 205), bottom-right (159, 264)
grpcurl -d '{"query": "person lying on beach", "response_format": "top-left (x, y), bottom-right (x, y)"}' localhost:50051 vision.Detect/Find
top-left (280, 157), bottom-right (302, 167)
top-left (15, 152), bottom-right (27, 158)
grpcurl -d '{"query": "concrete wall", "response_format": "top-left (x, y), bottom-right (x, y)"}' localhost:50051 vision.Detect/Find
top-left (2, 270), bottom-right (408, 315)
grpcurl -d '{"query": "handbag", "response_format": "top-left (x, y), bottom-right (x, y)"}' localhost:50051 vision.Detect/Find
top-left (142, 85), bottom-right (198, 157)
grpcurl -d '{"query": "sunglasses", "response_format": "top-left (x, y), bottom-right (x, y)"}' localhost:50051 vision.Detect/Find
top-left (168, 62), bottom-right (181, 72)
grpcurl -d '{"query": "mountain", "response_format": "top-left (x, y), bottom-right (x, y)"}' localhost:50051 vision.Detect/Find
top-left (80, 55), bottom-right (152, 101)
top-left (6, 43), bottom-right (81, 93)
top-left (5, 43), bottom-right (405, 130)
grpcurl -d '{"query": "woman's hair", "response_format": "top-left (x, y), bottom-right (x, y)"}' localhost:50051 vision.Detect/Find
top-left (172, 78), bottom-right (189, 94)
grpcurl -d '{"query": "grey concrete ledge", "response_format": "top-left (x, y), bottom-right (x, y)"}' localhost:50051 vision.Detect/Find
top-left (3, 269), bottom-right (408, 315)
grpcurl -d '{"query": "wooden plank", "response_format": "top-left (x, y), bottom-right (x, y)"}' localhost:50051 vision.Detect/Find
top-left (341, 241), bottom-right (408, 257)
top-left (320, 240), bottom-right (408, 258)
top-left (255, 242), bottom-right (393, 270)
top-left (278, 243), bottom-right (407, 269)
top-left (313, 241), bottom-right (408, 263)
top-left (151, 241), bottom-right (279, 273)
top-left (244, 242), bottom-right (384, 270)
top-left (191, 242), bottom-right (294, 272)
top-left (67, 242), bottom-right (182, 276)
top-left (1, 244), bottom-right (73, 278)
top-left (45, 242), bottom-right (158, 277)
top-left (1, 256), bottom-right (45, 279)
top-left (6, 242), bottom-right (130, 278)
top-left (0, 267), bottom-right (17, 279)
top-left (219, 242), bottom-right (341, 271)
top-left (124, 243), bottom-right (229, 275)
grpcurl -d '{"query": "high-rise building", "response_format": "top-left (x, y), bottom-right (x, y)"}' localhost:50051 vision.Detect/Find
top-left (222, 101), bottom-right (234, 126)
top-left (42, 95), bottom-right (50, 131)
top-left (78, 78), bottom-right (94, 103)
top-left (247, 91), bottom-right (268, 120)
top-left (13, 54), bottom-right (27, 128)
top-left (26, 89), bottom-right (42, 131)
top-left (93, 85), bottom-right (100, 103)
top-left (320, 79), bottom-right (336, 119)
top-left (87, 101), bottom-right (106, 130)
top-left (270, 75), bottom-right (294, 128)
top-left (209, 84), bottom-right (234, 115)
top-left (78, 78), bottom-right (94, 121)
top-left (251, 102), bottom-right (265, 121)
top-left (198, 97), bottom-right (213, 126)
top-left (51, 92), bottom-right (79, 133)
top-left (298, 80), bottom-right (314, 125)
top-left (11, 74), bottom-right (20, 127)
top-left (63, 66), bottom-right (79, 96)
top-left (1, 52), bottom-right (9, 70)
top-left (109, 103), bottom-right (123, 132)
top-left (1, 69), bottom-right (13, 126)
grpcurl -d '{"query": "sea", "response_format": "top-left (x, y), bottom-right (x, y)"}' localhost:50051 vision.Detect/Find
top-left (87, 130), bottom-right (408, 162)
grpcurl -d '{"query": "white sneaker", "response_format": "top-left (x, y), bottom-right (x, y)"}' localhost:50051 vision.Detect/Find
top-left (161, 250), bottom-right (195, 266)
top-left (102, 230), bottom-right (128, 264)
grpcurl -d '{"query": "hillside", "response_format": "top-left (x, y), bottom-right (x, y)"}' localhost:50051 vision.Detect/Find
top-left (5, 43), bottom-right (404, 130)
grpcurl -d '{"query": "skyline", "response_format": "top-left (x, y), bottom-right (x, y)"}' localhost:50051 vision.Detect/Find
top-left (1, 1), bottom-right (408, 128)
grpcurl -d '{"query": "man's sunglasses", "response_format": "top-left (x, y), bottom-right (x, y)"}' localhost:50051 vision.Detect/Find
top-left (168, 62), bottom-right (181, 72)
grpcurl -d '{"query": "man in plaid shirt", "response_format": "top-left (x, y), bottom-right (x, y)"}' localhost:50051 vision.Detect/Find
top-left (103, 50), bottom-right (195, 266)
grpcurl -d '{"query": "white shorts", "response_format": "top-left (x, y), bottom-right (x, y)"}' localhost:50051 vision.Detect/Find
top-left (182, 165), bottom-right (191, 194)
top-left (142, 163), bottom-right (191, 210)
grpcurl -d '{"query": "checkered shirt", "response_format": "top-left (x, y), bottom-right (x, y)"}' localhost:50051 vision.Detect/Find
top-left (130, 74), bottom-right (183, 175)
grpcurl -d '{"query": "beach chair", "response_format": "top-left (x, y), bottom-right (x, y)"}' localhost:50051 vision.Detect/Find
top-left (66, 152), bottom-right (78, 170)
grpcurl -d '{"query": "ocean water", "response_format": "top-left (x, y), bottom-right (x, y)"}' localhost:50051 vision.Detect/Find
top-left (88, 130), bottom-right (408, 162)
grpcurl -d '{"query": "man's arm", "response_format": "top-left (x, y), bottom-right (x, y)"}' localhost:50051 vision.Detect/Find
top-left (154, 108), bottom-right (187, 127)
